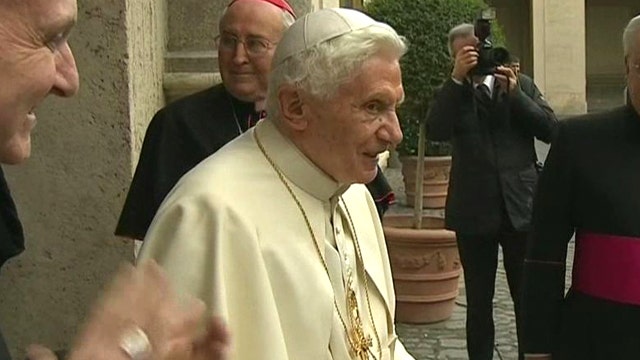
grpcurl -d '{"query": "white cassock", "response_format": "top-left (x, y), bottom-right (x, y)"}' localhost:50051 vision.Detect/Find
top-left (139, 119), bottom-right (415, 360)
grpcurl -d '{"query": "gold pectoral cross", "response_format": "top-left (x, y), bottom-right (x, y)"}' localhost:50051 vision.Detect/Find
top-left (351, 327), bottom-right (373, 360)
top-left (348, 289), bottom-right (372, 359)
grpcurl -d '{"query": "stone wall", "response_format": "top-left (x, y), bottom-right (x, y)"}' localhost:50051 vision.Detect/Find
top-left (126, 0), bottom-right (168, 166)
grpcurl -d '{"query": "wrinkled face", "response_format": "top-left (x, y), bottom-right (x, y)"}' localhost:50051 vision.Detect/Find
top-left (302, 54), bottom-right (404, 184)
top-left (218, 0), bottom-right (284, 103)
top-left (0, 0), bottom-right (79, 164)
top-left (626, 30), bottom-right (640, 116)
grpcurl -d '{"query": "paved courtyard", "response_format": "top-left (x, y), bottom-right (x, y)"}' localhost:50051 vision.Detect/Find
top-left (384, 166), bottom-right (575, 360)
top-left (395, 258), bottom-right (520, 360)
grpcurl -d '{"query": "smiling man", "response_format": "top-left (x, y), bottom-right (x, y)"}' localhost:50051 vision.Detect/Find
top-left (0, 0), bottom-right (79, 165)
top-left (139, 8), bottom-right (415, 360)
top-left (0, 0), bottom-right (78, 356)
top-left (0, 0), bottom-right (79, 270)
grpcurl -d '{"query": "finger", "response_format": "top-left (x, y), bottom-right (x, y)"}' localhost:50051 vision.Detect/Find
top-left (208, 317), bottom-right (231, 346)
top-left (162, 339), bottom-right (195, 360)
top-left (208, 342), bottom-right (231, 360)
top-left (146, 294), bottom-right (205, 356)
top-left (162, 314), bottom-right (229, 360)
top-left (456, 47), bottom-right (475, 60)
top-left (460, 52), bottom-right (478, 61)
top-left (496, 66), bottom-right (515, 78)
top-left (103, 263), bottom-right (137, 299)
top-left (161, 316), bottom-right (232, 360)
top-left (89, 263), bottom-right (137, 319)
top-left (194, 317), bottom-right (232, 360)
top-left (138, 261), bottom-right (171, 311)
top-left (493, 74), bottom-right (508, 82)
top-left (462, 45), bottom-right (477, 53)
top-left (461, 57), bottom-right (477, 65)
top-left (137, 260), bottom-right (169, 293)
top-left (164, 297), bottom-right (206, 340)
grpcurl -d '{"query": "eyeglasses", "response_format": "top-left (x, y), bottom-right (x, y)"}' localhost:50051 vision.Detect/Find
top-left (215, 34), bottom-right (277, 57)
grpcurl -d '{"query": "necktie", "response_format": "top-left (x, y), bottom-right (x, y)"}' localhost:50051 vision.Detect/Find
top-left (477, 84), bottom-right (492, 104)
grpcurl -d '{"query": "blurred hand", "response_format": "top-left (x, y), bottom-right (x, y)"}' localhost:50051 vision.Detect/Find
top-left (166, 317), bottom-right (231, 360)
top-left (494, 65), bottom-right (518, 94)
top-left (452, 45), bottom-right (478, 82)
top-left (65, 260), bottom-right (230, 360)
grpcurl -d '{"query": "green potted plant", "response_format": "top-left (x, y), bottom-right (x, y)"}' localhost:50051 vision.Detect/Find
top-left (365, 0), bottom-right (503, 324)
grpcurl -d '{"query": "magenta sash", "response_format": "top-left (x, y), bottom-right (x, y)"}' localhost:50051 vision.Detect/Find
top-left (573, 232), bottom-right (640, 305)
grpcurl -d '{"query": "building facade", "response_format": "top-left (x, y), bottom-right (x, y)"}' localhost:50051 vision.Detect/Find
top-left (490, 0), bottom-right (640, 114)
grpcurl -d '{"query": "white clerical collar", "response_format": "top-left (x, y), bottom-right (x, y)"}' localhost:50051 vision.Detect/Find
top-left (253, 119), bottom-right (349, 201)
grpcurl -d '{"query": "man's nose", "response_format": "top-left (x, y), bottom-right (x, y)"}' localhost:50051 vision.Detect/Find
top-left (52, 42), bottom-right (79, 97)
top-left (232, 42), bottom-right (250, 64)
top-left (378, 111), bottom-right (403, 147)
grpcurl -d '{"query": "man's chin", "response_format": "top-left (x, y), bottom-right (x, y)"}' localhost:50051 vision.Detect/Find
top-left (224, 82), bottom-right (263, 102)
top-left (353, 167), bottom-right (379, 185)
top-left (0, 141), bottom-right (31, 165)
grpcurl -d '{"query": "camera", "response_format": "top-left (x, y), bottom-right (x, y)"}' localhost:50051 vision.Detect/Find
top-left (471, 8), bottom-right (510, 76)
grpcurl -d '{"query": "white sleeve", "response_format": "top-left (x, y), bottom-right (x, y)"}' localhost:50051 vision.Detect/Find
top-left (139, 193), bottom-right (290, 360)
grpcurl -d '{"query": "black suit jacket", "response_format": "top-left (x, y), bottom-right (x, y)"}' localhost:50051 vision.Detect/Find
top-left (426, 77), bottom-right (557, 235)
top-left (0, 166), bottom-right (24, 269)
top-left (115, 84), bottom-right (254, 239)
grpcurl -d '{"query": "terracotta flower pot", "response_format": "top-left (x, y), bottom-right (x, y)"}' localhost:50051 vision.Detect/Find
top-left (400, 156), bottom-right (451, 209)
top-left (383, 214), bottom-right (461, 324)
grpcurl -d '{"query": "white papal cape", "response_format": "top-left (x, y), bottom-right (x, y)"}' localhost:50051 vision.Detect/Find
top-left (139, 119), bottom-right (415, 360)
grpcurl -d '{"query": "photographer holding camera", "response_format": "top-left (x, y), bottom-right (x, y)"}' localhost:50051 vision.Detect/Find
top-left (425, 21), bottom-right (557, 360)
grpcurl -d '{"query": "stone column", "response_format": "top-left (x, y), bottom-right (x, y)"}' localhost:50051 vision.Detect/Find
top-left (0, 0), bottom-right (166, 357)
top-left (532, 0), bottom-right (587, 115)
top-left (310, 0), bottom-right (340, 10)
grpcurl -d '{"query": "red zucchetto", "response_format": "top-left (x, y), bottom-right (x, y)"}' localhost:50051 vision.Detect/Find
top-left (227, 0), bottom-right (296, 18)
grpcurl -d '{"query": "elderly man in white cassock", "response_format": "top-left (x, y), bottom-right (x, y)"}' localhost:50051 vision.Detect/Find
top-left (139, 7), bottom-right (415, 360)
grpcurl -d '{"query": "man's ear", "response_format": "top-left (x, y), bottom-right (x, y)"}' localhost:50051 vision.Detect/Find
top-left (625, 55), bottom-right (631, 77)
top-left (278, 84), bottom-right (308, 131)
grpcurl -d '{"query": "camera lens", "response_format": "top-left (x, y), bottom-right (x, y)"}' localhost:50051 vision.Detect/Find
top-left (490, 47), bottom-right (510, 66)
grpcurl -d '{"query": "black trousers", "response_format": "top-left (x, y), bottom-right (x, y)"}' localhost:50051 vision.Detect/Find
top-left (0, 327), bottom-right (10, 360)
top-left (456, 221), bottom-right (527, 360)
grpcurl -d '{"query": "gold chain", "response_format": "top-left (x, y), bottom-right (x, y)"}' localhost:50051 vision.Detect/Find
top-left (254, 130), bottom-right (382, 360)
top-left (341, 198), bottom-right (383, 360)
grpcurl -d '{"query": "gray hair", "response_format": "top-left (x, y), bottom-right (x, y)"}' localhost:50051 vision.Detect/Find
top-left (623, 14), bottom-right (640, 57)
top-left (218, 5), bottom-right (295, 31)
top-left (448, 23), bottom-right (475, 57)
top-left (266, 25), bottom-right (407, 122)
